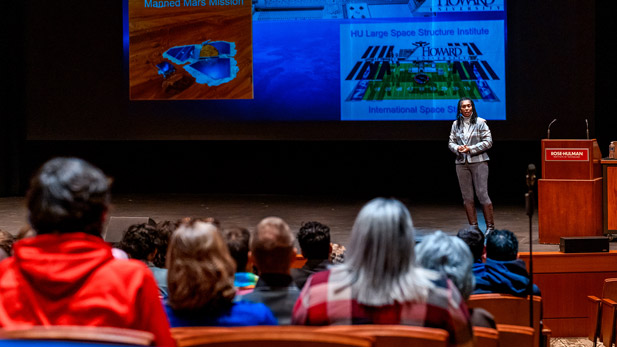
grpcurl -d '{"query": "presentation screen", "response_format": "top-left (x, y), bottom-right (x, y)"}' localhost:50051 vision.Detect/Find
top-left (125, 0), bottom-right (506, 122)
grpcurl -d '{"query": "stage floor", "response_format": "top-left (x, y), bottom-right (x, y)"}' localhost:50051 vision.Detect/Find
top-left (0, 194), bottom-right (613, 252)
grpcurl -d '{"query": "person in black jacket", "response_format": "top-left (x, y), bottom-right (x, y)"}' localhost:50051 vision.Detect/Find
top-left (291, 221), bottom-right (332, 290)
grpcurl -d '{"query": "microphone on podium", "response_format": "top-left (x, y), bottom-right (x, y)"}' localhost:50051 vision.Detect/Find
top-left (585, 119), bottom-right (589, 140)
top-left (547, 119), bottom-right (557, 139)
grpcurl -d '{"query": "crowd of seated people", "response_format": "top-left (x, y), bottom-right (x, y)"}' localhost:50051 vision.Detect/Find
top-left (458, 228), bottom-right (540, 297)
top-left (164, 219), bottom-right (277, 327)
top-left (292, 198), bottom-right (474, 347)
top-left (0, 157), bottom-right (542, 347)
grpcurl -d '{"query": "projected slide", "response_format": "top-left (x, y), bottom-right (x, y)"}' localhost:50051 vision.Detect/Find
top-left (124, 0), bottom-right (506, 119)
top-left (340, 20), bottom-right (505, 120)
top-left (128, 0), bottom-right (252, 100)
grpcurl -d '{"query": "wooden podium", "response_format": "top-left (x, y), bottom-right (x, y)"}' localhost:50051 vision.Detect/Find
top-left (538, 139), bottom-right (603, 243)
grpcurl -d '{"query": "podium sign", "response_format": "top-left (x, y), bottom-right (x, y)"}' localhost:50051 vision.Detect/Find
top-left (545, 148), bottom-right (589, 161)
top-left (538, 139), bottom-right (603, 243)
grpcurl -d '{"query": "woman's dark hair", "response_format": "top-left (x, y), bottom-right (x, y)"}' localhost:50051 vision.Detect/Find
top-left (455, 97), bottom-right (478, 129)
top-left (26, 157), bottom-right (111, 236)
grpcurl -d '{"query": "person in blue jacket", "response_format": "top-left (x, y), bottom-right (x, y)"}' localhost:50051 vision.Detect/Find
top-left (473, 229), bottom-right (540, 297)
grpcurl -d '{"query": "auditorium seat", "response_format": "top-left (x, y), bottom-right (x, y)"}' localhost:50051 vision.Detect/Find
top-left (171, 326), bottom-right (319, 343)
top-left (468, 293), bottom-right (549, 347)
top-left (171, 326), bottom-right (233, 341)
top-left (473, 326), bottom-right (499, 347)
top-left (0, 326), bottom-right (154, 346)
top-left (600, 298), bottom-right (617, 347)
top-left (316, 325), bottom-right (449, 347)
top-left (172, 327), bottom-right (373, 347)
top-left (496, 324), bottom-right (535, 347)
top-left (588, 278), bottom-right (617, 346)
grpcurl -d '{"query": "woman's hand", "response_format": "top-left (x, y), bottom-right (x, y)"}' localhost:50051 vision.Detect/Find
top-left (458, 145), bottom-right (470, 153)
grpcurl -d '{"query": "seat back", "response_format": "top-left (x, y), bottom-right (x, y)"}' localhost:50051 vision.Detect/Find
top-left (496, 324), bottom-right (535, 347)
top-left (601, 299), bottom-right (617, 347)
top-left (602, 278), bottom-right (617, 299)
top-left (316, 325), bottom-right (449, 347)
top-left (468, 294), bottom-right (542, 347)
top-left (175, 329), bottom-right (373, 347)
top-left (588, 278), bottom-right (617, 345)
top-left (171, 326), bottom-right (233, 342)
top-left (473, 326), bottom-right (499, 347)
top-left (0, 326), bottom-right (155, 346)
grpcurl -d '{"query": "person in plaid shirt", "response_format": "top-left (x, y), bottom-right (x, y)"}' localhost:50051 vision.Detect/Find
top-left (448, 97), bottom-right (494, 235)
top-left (292, 198), bottom-right (473, 347)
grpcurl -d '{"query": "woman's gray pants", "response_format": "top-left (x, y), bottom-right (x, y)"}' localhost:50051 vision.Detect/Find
top-left (456, 161), bottom-right (491, 205)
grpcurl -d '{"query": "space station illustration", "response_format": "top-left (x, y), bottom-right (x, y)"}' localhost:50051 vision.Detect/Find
top-left (344, 41), bottom-right (500, 102)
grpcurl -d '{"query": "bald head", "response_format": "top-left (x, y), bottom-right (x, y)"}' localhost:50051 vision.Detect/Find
top-left (250, 217), bottom-right (296, 274)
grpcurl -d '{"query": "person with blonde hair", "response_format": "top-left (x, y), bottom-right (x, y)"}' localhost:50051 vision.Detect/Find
top-left (164, 220), bottom-right (277, 327)
top-left (292, 198), bottom-right (473, 347)
top-left (237, 217), bottom-right (300, 325)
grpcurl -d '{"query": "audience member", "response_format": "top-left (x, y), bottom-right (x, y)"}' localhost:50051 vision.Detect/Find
top-left (474, 229), bottom-right (540, 296)
top-left (237, 217), bottom-right (300, 325)
top-left (223, 226), bottom-right (259, 292)
top-left (118, 223), bottom-right (168, 298)
top-left (153, 219), bottom-right (179, 268)
top-left (456, 227), bottom-right (486, 279)
top-left (0, 230), bottom-right (15, 261)
top-left (165, 220), bottom-right (276, 327)
top-left (0, 157), bottom-right (174, 347)
top-left (291, 221), bottom-right (332, 289)
top-left (292, 198), bottom-right (473, 347)
top-left (416, 231), bottom-right (496, 328)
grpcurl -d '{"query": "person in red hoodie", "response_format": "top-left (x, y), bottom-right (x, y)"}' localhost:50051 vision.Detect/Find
top-left (0, 157), bottom-right (175, 347)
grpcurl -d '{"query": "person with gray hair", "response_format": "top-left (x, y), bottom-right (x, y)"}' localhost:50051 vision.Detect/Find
top-left (416, 231), bottom-right (496, 328)
top-left (292, 198), bottom-right (473, 347)
top-left (237, 216), bottom-right (300, 325)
